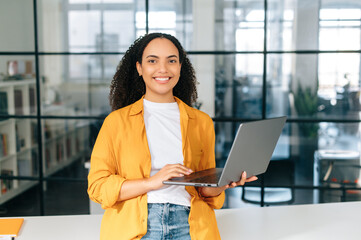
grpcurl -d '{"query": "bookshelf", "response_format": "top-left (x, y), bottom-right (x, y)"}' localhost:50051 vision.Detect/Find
top-left (42, 118), bottom-right (89, 178)
top-left (0, 79), bottom-right (35, 204)
top-left (0, 79), bottom-right (89, 205)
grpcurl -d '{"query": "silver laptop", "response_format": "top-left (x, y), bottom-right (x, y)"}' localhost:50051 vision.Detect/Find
top-left (163, 116), bottom-right (287, 187)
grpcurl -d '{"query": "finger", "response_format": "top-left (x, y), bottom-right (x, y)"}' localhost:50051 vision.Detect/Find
top-left (174, 166), bottom-right (193, 175)
top-left (168, 166), bottom-right (194, 177)
top-left (170, 164), bottom-right (193, 174)
top-left (165, 171), bottom-right (187, 180)
top-left (246, 176), bottom-right (258, 182)
top-left (240, 171), bottom-right (247, 185)
top-left (164, 165), bottom-right (192, 176)
top-left (218, 184), bottom-right (229, 190)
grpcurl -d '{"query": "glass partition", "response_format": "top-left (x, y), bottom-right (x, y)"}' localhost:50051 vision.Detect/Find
top-left (44, 180), bottom-right (89, 215)
top-left (0, 56), bottom-right (37, 116)
top-left (38, 0), bottom-right (142, 53)
top-left (39, 55), bottom-right (121, 116)
top-left (266, 53), bottom-right (361, 121)
top-left (215, 0), bottom-right (264, 52)
top-left (0, 0), bottom-right (35, 52)
top-left (2, 0), bottom-right (361, 215)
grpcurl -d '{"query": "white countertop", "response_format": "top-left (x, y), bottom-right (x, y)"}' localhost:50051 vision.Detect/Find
top-left (13, 201), bottom-right (361, 240)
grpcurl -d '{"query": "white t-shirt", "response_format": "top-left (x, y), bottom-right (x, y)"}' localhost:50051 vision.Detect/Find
top-left (143, 98), bottom-right (191, 206)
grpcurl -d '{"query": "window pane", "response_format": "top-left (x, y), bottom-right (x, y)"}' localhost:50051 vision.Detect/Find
top-left (69, 11), bottom-right (101, 52)
top-left (44, 180), bottom-right (89, 215)
top-left (214, 54), bottom-right (264, 118)
top-left (319, 4), bottom-right (361, 51)
top-left (189, 55), bottom-right (216, 117)
top-left (0, 0), bottom-right (34, 52)
top-left (216, 121), bottom-right (361, 200)
top-left (38, 0), bottom-right (67, 52)
top-left (39, 0), bottom-right (142, 52)
top-left (0, 181), bottom-right (41, 217)
top-left (104, 11), bottom-right (135, 52)
top-left (148, 0), bottom-right (192, 50)
top-left (0, 117), bottom-right (40, 211)
top-left (267, 53), bottom-right (361, 121)
top-left (40, 55), bottom-right (120, 116)
top-left (268, 0), bottom-right (321, 51)
top-left (267, 0), bottom-right (296, 51)
top-left (318, 53), bottom-right (360, 120)
top-left (42, 119), bottom-right (91, 179)
top-left (192, 54), bottom-right (264, 118)
top-left (215, 0), bottom-right (264, 51)
top-left (0, 56), bottom-right (37, 116)
top-left (293, 189), bottom-right (315, 205)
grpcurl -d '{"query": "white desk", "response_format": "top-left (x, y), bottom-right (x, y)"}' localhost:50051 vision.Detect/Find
top-left (14, 201), bottom-right (361, 240)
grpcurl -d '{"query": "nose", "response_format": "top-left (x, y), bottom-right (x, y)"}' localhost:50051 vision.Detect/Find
top-left (157, 61), bottom-right (168, 73)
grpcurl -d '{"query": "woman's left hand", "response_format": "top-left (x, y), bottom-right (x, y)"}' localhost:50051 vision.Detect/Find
top-left (198, 171), bottom-right (258, 198)
top-left (225, 171), bottom-right (258, 189)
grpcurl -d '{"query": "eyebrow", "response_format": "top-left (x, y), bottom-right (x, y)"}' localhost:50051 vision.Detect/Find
top-left (146, 55), bottom-right (179, 59)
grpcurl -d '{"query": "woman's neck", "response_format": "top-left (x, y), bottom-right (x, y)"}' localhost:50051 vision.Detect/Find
top-left (144, 93), bottom-right (176, 103)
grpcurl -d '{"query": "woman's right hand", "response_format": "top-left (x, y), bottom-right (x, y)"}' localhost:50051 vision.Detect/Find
top-left (147, 164), bottom-right (193, 190)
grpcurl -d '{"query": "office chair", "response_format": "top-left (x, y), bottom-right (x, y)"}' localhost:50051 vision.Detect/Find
top-left (241, 158), bottom-right (295, 206)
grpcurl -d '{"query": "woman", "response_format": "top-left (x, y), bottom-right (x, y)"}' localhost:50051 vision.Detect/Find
top-left (88, 32), bottom-right (257, 240)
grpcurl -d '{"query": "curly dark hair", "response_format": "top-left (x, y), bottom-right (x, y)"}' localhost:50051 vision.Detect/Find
top-left (109, 32), bottom-right (198, 111)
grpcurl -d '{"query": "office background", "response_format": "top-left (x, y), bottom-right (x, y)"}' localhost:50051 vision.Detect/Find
top-left (0, 0), bottom-right (361, 216)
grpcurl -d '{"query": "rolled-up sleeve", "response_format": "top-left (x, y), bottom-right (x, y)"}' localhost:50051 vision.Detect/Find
top-left (198, 116), bottom-right (225, 209)
top-left (87, 116), bottom-right (126, 209)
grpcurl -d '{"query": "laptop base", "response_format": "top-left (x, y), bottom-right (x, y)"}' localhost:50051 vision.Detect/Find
top-left (163, 168), bottom-right (223, 187)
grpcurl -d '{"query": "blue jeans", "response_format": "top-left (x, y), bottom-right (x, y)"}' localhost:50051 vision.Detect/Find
top-left (141, 203), bottom-right (191, 240)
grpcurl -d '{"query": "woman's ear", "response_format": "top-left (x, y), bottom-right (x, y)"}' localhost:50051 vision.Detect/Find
top-left (136, 61), bottom-right (142, 76)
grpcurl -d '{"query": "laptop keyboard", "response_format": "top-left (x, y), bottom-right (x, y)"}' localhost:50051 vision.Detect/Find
top-left (188, 170), bottom-right (223, 183)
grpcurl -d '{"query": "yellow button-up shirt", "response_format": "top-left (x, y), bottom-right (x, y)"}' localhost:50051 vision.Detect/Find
top-left (88, 97), bottom-right (225, 240)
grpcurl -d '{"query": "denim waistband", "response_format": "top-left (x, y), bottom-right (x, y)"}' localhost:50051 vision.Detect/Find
top-left (142, 203), bottom-right (191, 240)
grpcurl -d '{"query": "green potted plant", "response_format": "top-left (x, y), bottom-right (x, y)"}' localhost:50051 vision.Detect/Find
top-left (292, 84), bottom-right (319, 138)
top-left (291, 83), bottom-right (319, 185)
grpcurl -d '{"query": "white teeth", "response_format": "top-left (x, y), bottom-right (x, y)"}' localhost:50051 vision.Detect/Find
top-left (155, 77), bottom-right (169, 81)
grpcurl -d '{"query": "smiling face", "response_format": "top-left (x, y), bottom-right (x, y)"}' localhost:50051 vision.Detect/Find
top-left (136, 38), bottom-right (182, 103)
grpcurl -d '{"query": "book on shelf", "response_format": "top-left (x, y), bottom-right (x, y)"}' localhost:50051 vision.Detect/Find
top-left (1, 169), bottom-right (14, 194)
top-left (56, 142), bottom-right (63, 162)
top-left (15, 124), bottom-right (25, 152)
top-left (7, 60), bottom-right (35, 78)
top-left (44, 122), bottom-right (52, 140)
top-left (0, 134), bottom-right (8, 157)
top-left (17, 156), bottom-right (31, 177)
top-left (30, 121), bottom-right (38, 145)
top-left (0, 92), bottom-right (9, 121)
top-left (29, 87), bottom-right (36, 114)
top-left (31, 150), bottom-right (38, 176)
top-left (45, 147), bottom-right (51, 169)
top-left (75, 137), bottom-right (80, 152)
top-left (66, 137), bottom-right (71, 158)
top-left (0, 218), bottom-right (24, 239)
top-left (15, 125), bottom-right (20, 152)
top-left (14, 89), bottom-right (23, 115)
